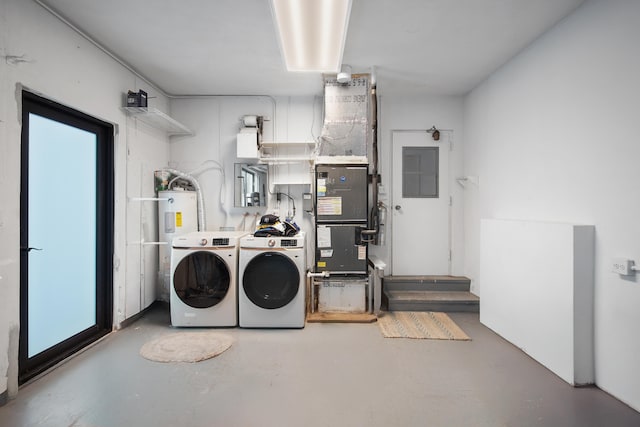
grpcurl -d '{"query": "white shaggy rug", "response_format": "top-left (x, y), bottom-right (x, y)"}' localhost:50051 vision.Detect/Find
top-left (139, 332), bottom-right (233, 363)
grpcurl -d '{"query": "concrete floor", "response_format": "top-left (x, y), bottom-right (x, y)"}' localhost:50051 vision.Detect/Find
top-left (1, 304), bottom-right (639, 427)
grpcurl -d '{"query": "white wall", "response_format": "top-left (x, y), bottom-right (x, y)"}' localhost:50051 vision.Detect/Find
top-left (168, 93), bottom-right (466, 289)
top-left (463, 0), bottom-right (640, 411)
top-left (168, 96), bottom-right (322, 277)
top-left (480, 219), bottom-right (595, 386)
top-left (7, 0), bottom-right (637, 413)
top-left (0, 1), bottom-right (466, 399)
top-left (0, 0), bottom-right (170, 399)
top-left (373, 95), bottom-right (466, 280)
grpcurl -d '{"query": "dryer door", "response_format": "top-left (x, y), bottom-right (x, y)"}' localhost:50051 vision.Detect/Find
top-left (173, 251), bottom-right (230, 308)
top-left (243, 252), bottom-right (299, 309)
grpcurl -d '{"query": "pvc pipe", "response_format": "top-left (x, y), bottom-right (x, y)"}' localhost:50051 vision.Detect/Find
top-left (307, 271), bottom-right (330, 278)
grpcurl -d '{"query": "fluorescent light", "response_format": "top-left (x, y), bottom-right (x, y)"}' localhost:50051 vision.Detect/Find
top-left (271, 0), bottom-right (352, 72)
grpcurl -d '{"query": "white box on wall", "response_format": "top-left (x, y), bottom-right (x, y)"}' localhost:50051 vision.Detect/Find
top-left (237, 128), bottom-right (259, 159)
top-left (480, 219), bottom-right (595, 386)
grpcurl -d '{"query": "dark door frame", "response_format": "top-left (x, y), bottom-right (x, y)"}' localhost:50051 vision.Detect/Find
top-left (19, 91), bottom-right (114, 384)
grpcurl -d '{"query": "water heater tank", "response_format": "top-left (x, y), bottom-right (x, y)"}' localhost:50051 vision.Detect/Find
top-left (158, 190), bottom-right (198, 243)
top-left (157, 190), bottom-right (198, 300)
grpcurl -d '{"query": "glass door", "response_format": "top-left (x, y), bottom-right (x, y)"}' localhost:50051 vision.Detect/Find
top-left (19, 92), bottom-right (113, 383)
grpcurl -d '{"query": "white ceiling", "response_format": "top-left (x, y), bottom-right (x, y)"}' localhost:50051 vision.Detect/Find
top-left (37, 0), bottom-right (585, 97)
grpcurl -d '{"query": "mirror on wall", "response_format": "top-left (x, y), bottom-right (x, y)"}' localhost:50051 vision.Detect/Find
top-left (234, 163), bottom-right (268, 207)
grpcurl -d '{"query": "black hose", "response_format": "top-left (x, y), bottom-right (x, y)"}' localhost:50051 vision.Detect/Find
top-left (370, 82), bottom-right (380, 243)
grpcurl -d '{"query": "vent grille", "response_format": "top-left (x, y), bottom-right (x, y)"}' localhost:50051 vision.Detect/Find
top-left (280, 239), bottom-right (297, 247)
top-left (211, 238), bottom-right (230, 246)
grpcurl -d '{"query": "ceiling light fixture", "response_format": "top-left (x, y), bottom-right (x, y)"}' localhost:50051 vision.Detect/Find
top-left (270, 0), bottom-right (352, 72)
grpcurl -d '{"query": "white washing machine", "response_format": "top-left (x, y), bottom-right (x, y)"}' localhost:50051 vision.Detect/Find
top-left (170, 231), bottom-right (248, 327)
top-left (239, 232), bottom-right (306, 328)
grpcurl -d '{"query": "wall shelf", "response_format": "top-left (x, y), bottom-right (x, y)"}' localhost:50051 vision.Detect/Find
top-left (122, 107), bottom-right (193, 136)
top-left (259, 140), bottom-right (317, 164)
top-left (257, 141), bottom-right (316, 185)
top-left (259, 156), bottom-right (315, 164)
top-left (261, 141), bottom-right (317, 147)
top-left (270, 180), bottom-right (312, 186)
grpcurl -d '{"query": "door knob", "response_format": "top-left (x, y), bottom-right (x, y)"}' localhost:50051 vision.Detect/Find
top-left (394, 205), bottom-right (402, 210)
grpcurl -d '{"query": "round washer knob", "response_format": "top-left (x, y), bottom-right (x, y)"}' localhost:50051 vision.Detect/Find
top-left (268, 239), bottom-right (276, 247)
top-left (200, 238), bottom-right (208, 246)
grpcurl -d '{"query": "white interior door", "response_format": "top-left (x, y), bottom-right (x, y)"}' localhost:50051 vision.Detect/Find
top-left (391, 131), bottom-right (450, 275)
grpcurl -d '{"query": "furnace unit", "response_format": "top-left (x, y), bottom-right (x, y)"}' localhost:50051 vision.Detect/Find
top-left (315, 164), bottom-right (369, 275)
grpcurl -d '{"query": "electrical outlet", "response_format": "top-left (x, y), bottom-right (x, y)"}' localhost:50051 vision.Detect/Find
top-left (611, 258), bottom-right (633, 275)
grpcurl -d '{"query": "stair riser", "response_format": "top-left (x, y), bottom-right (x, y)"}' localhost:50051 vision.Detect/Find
top-left (383, 281), bottom-right (470, 292)
top-left (387, 300), bottom-right (479, 313)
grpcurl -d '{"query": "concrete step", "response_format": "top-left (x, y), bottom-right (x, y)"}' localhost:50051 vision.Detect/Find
top-left (383, 275), bottom-right (471, 292)
top-left (384, 290), bottom-right (480, 313)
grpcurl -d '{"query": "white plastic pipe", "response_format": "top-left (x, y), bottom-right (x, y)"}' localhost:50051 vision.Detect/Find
top-left (307, 271), bottom-right (330, 278)
top-left (187, 160), bottom-right (226, 207)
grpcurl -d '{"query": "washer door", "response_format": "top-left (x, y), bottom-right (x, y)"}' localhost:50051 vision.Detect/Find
top-left (173, 251), bottom-right (230, 308)
top-left (243, 252), bottom-right (299, 309)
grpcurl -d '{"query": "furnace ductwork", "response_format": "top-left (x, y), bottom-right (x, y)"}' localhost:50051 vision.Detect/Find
top-left (318, 74), bottom-right (371, 158)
